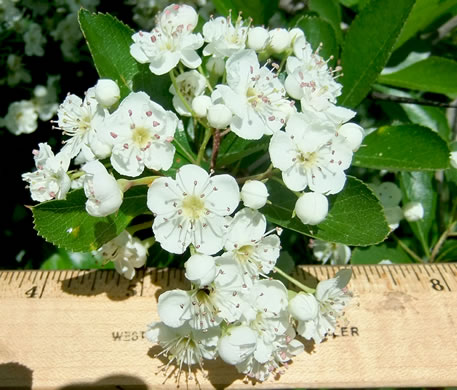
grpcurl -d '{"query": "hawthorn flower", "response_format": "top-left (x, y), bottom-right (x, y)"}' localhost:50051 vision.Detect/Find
top-left (215, 49), bottom-right (292, 140)
top-left (247, 26), bottom-right (270, 51)
top-left (3, 100), bottom-right (38, 135)
top-left (107, 91), bottom-right (178, 177)
top-left (99, 230), bottom-right (148, 280)
top-left (269, 113), bottom-right (353, 194)
top-left (146, 322), bottom-right (220, 380)
top-left (82, 160), bottom-right (123, 217)
top-left (147, 164), bottom-right (240, 255)
top-left (218, 325), bottom-right (257, 365)
top-left (22, 143), bottom-right (71, 202)
top-left (130, 4), bottom-right (204, 75)
top-left (54, 87), bottom-right (110, 159)
top-left (202, 14), bottom-right (248, 58)
top-left (311, 239), bottom-right (351, 265)
top-left (184, 253), bottom-right (217, 287)
top-left (224, 208), bottom-right (281, 282)
top-left (169, 70), bottom-right (207, 116)
top-left (94, 79), bottom-right (120, 108)
top-left (157, 256), bottom-right (245, 330)
top-left (296, 269), bottom-right (352, 343)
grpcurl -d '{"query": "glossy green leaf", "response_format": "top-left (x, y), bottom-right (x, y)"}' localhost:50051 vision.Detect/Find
top-left (351, 243), bottom-right (412, 264)
top-left (32, 186), bottom-right (148, 252)
top-left (353, 125), bottom-right (450, 171)
top-left (378, 57), bottom-right (457, 96)
top-left (78, 9), bottom-right (138, 98)
top-left (338, 0), bottom-right (415, 108)
top-left (400, 171), bottom-right (436, 254)
top-left (40, 249), bottom-right (114, 270)
top-left (295, 16), bottom-right (338, 66)
top-left (394, 0), bottom-right (457, 49)
top-left (216, 132), bottom-right (269, 168)
top-left (132, 65), bottom-right (173, 111)
top-left (262, 176), bottom-right (389, 246)
top-left (308, 0), bottom-right (343, 42)
top-left (211, 0), bottom-right (279, 24)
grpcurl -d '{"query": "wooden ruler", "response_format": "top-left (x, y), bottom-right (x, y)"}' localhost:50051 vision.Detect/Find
top-left (1, 264), bottom-right (457, 389)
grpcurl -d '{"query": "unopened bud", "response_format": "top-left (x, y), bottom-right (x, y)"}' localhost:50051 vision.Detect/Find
top-left (207, 104), bottom-right (232, 129)
top-left (241, 180), bottom-right (269, 209)
top-left (247, 26), bottom-right (270, 51)
top-left (192, 95), bottom-right (212, 117)
top-left (268, 28), bottom-right (291, 54)
top-left (94, 79), bottom-right (120, 108)
top-left (295, 192), bottom-right (328, 225)
top-left (403, 202), bottom-right (424, 222)
top-left (338, 123), bottom-right (364, 152)
top-left (206, 56), bottom-right (225, 76)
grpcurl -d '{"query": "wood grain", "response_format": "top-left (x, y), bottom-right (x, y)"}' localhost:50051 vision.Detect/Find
top-left (0, 264), bottom-right (456, 389)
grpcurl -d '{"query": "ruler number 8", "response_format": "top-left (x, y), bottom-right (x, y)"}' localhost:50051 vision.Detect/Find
top-left (430, 278), bottom-right (444, 291)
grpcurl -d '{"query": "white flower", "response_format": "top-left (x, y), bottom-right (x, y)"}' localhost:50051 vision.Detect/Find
top-left (99, 230), bottom-right (147, 280)
top-left (157, 256), bottom-right (245, 330)
top-left (169, 70), bottom-right (207, 116)
top-left (403, 202), bottom-right (424, 222)
top-left (215, 49), bottom-right (291, 139)
top-left (294, 192), bottom-right (329, 225)
top-left (206, 103), bottom-right (232, 129)
top-left (218, 325), bottom-right (257, 365)
top-left (269, 112), bottom-right (352, 194)
top-left (312, 239), bottom-right (351, 265)
top-left (268, 28), bottom-right (290, 54)
top-left (4, 100), bottom-right (38, 135)
top-left (184, 254), bottom-right (217, 287)
top-left (94, 79), bottom-right (120, 108)
top-left (107, 91), bottom-right (178, 177)
top-left (146, 321), bottom-right (220, 379)
top-left (6, 54), bottom-right (31, 86)
top-left (241, 180), bottom-right (269, 209)
top-left (82, 160), bottom-right (123, 217)
top-left (55, 87), bottom-right (110, 159)
top-left (147, 164), bottom-right (240, 255)
top-left (202, 15), bottom-right (248, 58)
top-left (247, 26), bottom-right (270, 51)
top-left (224, 208), bottom-right (281, 281)
top-left (130, 4), bottom-right (203, 75)
top-left (22, 143), bottom-right (71, 202)
top-left (371, 182), bottom-right (403, 230)
top-left (285, 36), bottom-right (342, 112)
top-left (338, 122), bottom-right (364, 152)
top-left (297, 269), bottom-right (352, 343)
top-left (288, 292), bottom-right (319, 321)
top-left (32, 76), bottom-right (59, 121)
top-left (24, 23), bottom-right (46, 57)
top-left (192, 95), bottom-right (212, 117)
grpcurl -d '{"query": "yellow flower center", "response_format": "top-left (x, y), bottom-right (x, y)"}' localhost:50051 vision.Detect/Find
top-left (132, 127), bottom-right (150, 148)
top-left (182, 195), bottom-right (205, 220)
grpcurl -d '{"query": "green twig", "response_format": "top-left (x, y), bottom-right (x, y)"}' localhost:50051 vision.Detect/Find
top-left (273, 266), bottom-right (315, 294)
top-left (391, 233), bottom-right (423, 263)
top-left (196, 127), bottom-right (213, 165)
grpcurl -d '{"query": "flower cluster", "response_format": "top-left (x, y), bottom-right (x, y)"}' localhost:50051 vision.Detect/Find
top-left (21, 2), bottom-right (359, 384)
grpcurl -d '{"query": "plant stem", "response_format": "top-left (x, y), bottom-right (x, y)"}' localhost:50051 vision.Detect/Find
top-left (117, 176), bottom-right (158, 192)
top-left (198, 65), bottom-right (213, 93)
top-left (196, 126), bottom-right (213, 165)
top-left (127, 221), bottom-right (153, 235)
top-left (430, 221), bottom-right (457, 262)
top-left (236, 164), bottom-right (274, 184)
top-left (273, 266), bottom-right (315, 294)
top-left (391, 233), bottom-right (423, 263)
top-left (370, 91), bottom-right (457, 109)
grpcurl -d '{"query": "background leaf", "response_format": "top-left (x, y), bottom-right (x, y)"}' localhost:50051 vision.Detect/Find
top-left (211, 0), bottom-right (279, 25)
top-left (378, 56), bottom-right (457, 95)
top-left (308, 0), bottom-right (343, 43)
top-left (78, 9), bottom-right (138, 99)
top-left (351, 243), bottom-right (412, 264)
top-left (32, 187), bottom-right (148, 252)
top-left (262, 176), bottom-right (389, 246)
top-left (216, 132), bottom-right (269, 168)
top-left (353, 125), bottom-right (450, 171)
top-left (338, 0), bottom-right (416, 108)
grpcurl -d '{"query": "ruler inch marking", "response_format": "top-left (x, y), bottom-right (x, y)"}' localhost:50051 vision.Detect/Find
top-left (448, 263), bottom-right (456, 276)
top-left (424, 265), bottom-right (431, 277)
top-left (399, 266), bottom-right (406, 279)
top-left (116, 272), bottom-right (121, 286)
top-left (375, 266), bottom-right (382, 279)
top-left (91, 271), bottom-right (97, 291)
top-left (18, 272), bottom-right (26, 288)
top-left (39, 272), bottom-right (50, 298)
top-left (8, 272), bottom-right (14, 285)
top-left (362, 266), bottom-right (371, 283)
top-left (32, 272), bottom-right (38, 283)
top-left (39, 271), bottom-right (44, 280)
top-left (410, 265), bottom-right (420, 281)
top-left (385, 266), bottom-right (398, 286)
top-left (2, 272), bottom-right (8, 281)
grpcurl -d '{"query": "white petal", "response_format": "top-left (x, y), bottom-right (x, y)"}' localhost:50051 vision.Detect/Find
top-left (157, 289), bottom-right (191, 328)
top-left (269, 131), bottom-right (296, 171)
top-left (218, 325), bottom-right (257, 365)
top-left (111, 143), bottom-right (144, 177)
top-left (143, 141), bottom-right (175, 171)
top-left (225, 208), bottom-right (266, 250)
top-left (147, 177), bottom-right (181, 215)
top-left (205, 173), bottom-right (240, 216)
top-left (289, 292), bottom-right (319, 321)
top-left (175, 164), bottom-right (209, 195)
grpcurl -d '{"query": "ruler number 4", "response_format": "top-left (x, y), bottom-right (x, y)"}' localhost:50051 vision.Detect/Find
top-left (25, 286), bottom-right (38, 298)
top-left (430, 278), bottom-right (444, 291)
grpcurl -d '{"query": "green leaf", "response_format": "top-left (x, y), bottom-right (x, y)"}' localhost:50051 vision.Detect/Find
top-left (211, 0), bottom-right (279, 25)
top-left (216, 132), bottom-right (269, 168)
top-left (351, 243), bottom-right (412, 264)
top-left (400, 171), bottom-right (436, 254)
top-left (78, 9), bottom-right (138, 99)
top-left (353, 125), bottom-right (450, 171)
top-left (308, 0), bottom-right (343, 43)
top-left (394, 0), bottom-right (457, 50)
top-left (32, 186), bottom-right (148, 252)
top-left (378, 57), bottom-right (457, 96)
top-left (173, 122), bottom-right (197, 165)
top-left (40, 249), bottom-right (114, 270)
top-left (295, 16), bottom-right (338, 66)
top-left (132, 65), bottom-right (173, 111)
top-left (338, 0), bottom-right (416, 108)
top-left (262, 176), bottom-right (389, 246)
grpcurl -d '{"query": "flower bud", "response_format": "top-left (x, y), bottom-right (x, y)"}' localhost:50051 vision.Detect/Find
top-left (241, 180), bottom-right (269, 209)
top-left (338, 123), bottom-right (364, 152)
top-left (268, 28), bottom-right (291, 53)
top-left (206, 56), bottom-right (225, 76)
top-left (192, 95), bottom-right (212, 117)
top-left (207, 103), bottom-right (232, 129)
top-left (247, 26), bottom-right (270, 51)
top-left (295, 192), bottom-right (328, 225)
top-left (403, 202), bottom-right (424, 222)
top-left (218, 325), bottom-right (257, 365)
top-left (288, 27), bottom-right (304, 44)
top-left (94, 79), bottom-right (120, 108)
top-left (184, 254), bottom-right (216, 286)
top-left (289, 292), bottom-right (319, 321)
